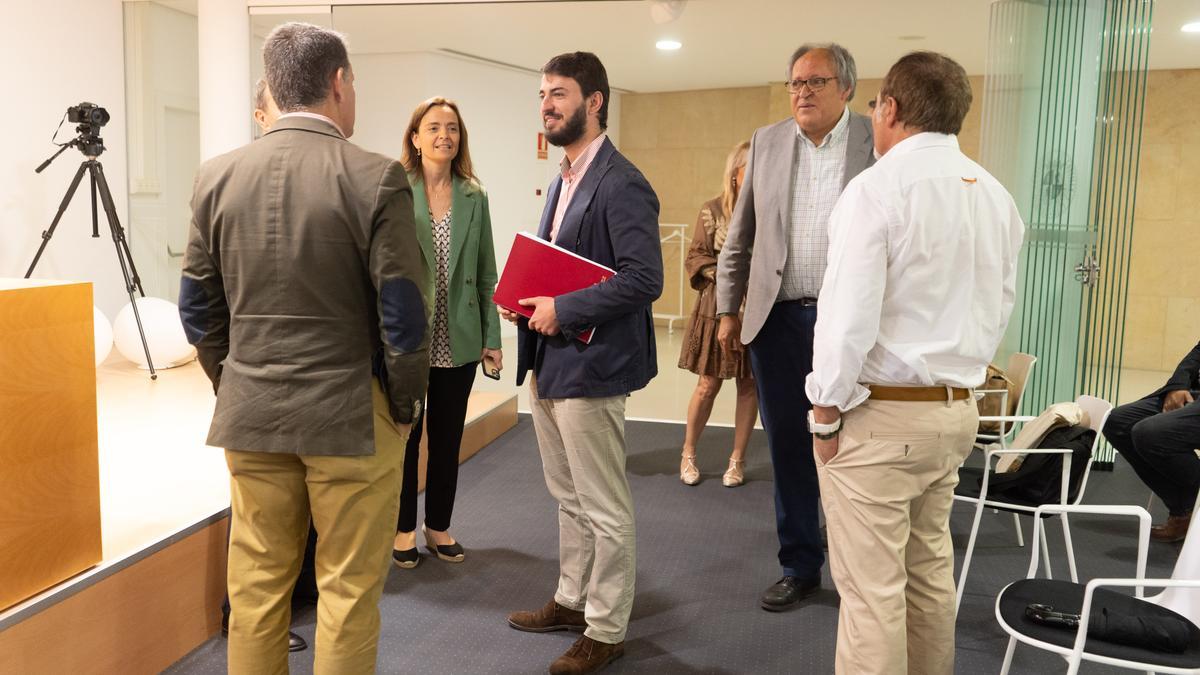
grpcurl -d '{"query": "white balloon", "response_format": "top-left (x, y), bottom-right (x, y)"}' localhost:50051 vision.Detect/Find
top-left (93, 306), bottom-right (113, 367)
top-left (113, 297), bottom-right (197, 369)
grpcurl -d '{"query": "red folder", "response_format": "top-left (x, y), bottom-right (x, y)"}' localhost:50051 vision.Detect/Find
top-left (493, 232), bottom-right (615, 344)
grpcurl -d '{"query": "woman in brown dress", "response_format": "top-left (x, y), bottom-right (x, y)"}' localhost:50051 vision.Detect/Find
top-left (678, 141), bottom-right (756, 487)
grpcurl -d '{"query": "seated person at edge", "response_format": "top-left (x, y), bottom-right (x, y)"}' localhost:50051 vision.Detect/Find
top-left (1103, 339), bottom-right (1200, 542)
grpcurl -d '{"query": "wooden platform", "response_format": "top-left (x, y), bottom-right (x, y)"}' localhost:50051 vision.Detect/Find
top-left (0, 358), bottom-right (517, 675)
top-left (0, 280), bottom-right (102, 612)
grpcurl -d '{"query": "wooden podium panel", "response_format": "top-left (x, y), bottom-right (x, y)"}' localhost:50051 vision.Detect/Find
top-left (0, 279), bottom-right (102, 611)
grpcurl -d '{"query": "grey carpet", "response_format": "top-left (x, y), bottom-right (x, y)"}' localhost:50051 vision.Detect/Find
top-left (166, 416), bottom-right (1182, 674)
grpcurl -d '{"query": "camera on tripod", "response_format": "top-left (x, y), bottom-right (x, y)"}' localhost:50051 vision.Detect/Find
top-left (67, 102), bottom-right (110, 129)
top-left (28, 100), bottom-right (158, 378)
top-left (64, 102), bottom-right (109, 158)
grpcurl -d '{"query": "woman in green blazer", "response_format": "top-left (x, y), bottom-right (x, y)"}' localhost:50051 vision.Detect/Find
top-left (392, 97), bottom-right (502, 568)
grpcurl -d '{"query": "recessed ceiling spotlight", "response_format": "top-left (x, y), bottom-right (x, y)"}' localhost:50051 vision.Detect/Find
top-left (656, 39), bottom-right (682, 51)
top-left (898, 35), bottom-right (926, 41)
top-left (1182, 22), bottom-right (1200, 33)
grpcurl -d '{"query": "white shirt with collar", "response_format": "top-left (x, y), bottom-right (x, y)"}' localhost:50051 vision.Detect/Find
top-left (779, 106), bottom-right (851, 301)
top-left (805, 132), bottom-right (1025, 412)
top-left (276, 111), bottom-right (346, 138)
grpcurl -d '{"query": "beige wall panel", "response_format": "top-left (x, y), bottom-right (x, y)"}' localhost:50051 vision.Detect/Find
top-left (1120, 294), bottom-right (1167, 371)
top-left (1134, 143), bottom-right (1181, 221)
top-left (1164, 297), bottom-right (1200, 369)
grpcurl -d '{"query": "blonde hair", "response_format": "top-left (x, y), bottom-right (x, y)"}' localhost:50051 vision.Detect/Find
top-left (720, 141), bottom-right (750, 218)
top-left (401, 97), bottom-right (478, 183)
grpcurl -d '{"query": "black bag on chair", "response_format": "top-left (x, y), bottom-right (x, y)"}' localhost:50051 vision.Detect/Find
top-left (983, 425), bottom-right (1096, 504)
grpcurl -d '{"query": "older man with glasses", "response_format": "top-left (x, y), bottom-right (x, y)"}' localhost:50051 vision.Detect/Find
top-left (716, 43), bottom-right (874, 612)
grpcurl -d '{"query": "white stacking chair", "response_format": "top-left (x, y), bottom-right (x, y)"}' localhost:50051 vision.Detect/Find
top-left (954, 395), bottom-right (1114, 610)
top-left (995, 492), bottom-right (1200, 673)
top-left (975, 353), bottom-right (1038, 547)
top-left (976, 352), bottom-right (1038, 449)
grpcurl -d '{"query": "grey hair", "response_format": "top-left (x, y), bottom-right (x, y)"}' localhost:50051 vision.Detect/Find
top-left (262, 22), bottom-right (351, 112)
top-left (252, 77), bottom-right (268, 111)
top-left (787, 43), bottom-right (857, 101)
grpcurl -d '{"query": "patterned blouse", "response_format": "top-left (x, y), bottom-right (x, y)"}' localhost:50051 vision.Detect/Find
top-left (429, 207), bottom-right (454, 368)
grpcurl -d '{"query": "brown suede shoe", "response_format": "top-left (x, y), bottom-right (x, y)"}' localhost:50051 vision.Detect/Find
top-left (1151, 513), bottom-right (1192, 543)
top-left (507, 599), bottom-right (586, 633)
top-left (549, 635), bottom-right (624, 675)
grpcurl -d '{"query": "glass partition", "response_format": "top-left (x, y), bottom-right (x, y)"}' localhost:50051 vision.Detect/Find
top-left (980, 0), bottom-right (1152, 466)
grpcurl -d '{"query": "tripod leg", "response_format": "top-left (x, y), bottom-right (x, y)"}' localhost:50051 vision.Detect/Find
top-left (90, 170), bottom-right (100, 238)
top-left (91, 162), bottom-right (158, 379)
top-left (92, 163), bottom-right (147, 297)
top-left (25, 161), bottom-right (90, 278)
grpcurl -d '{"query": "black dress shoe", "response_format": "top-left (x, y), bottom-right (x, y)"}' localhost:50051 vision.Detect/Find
top-left (760, 575), bottom-right (821, 612)
top-left (221, 614), bottom-right (308, 652)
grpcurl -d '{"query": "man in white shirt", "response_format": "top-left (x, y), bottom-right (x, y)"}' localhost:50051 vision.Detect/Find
top-left (804, 51), bottom-right (1025, 674)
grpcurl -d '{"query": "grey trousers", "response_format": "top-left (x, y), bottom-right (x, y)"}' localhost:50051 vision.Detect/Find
top-left (529, 379), bottom-right (636, 644)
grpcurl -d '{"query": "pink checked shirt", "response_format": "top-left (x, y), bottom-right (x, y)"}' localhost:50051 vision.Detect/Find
top-left (549, 133), bottom-right (607, 243)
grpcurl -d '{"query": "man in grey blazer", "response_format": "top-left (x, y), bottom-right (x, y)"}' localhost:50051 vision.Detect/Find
top-left (716, 43), bottom-right (874, 611)
top-left (180, 23), bottom-right (428, 673)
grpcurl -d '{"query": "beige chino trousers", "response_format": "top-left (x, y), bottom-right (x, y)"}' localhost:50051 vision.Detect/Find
top-left (817, 397), bottom-right (977, 675)
top-left (225, 381), bottom-right (409, 675)
top-left (529, 378), bottom-right (636, 644)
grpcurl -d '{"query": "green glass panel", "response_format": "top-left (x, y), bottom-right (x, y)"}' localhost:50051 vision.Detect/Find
top-left (981, 0), bottom-right (1151, 468)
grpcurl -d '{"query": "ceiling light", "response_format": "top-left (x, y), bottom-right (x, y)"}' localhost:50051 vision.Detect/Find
top-left (1182, 22), bottom-right (1200, 33)
top-left (656, 39), bottom-right (682, 51)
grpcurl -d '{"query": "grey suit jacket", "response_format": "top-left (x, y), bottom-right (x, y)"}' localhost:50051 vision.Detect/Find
top-left (716, 111), bottom-right (874, 344)
top-left (180, 115), bottom-right (430, 456)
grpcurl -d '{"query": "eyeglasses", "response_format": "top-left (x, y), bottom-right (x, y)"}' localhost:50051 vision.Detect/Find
top-left (786, 76), bottom-right (837, 94)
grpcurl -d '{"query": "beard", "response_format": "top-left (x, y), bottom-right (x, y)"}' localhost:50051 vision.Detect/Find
top-left (544, 104), bottom-right (587, 147)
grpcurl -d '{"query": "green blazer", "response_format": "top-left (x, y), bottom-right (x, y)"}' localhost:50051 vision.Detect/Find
top-left (411, 174), bottom-right (502, 366)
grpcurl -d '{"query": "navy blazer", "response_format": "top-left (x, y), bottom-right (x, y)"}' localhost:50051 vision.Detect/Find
top-left (515, 137), bottom-right (663, 399)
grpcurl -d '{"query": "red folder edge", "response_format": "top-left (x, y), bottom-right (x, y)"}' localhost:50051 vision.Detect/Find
top-left (493, 232), bottom-right (616, 345)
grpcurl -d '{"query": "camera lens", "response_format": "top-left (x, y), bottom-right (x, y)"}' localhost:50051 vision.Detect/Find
top-left (88, 107), bottom-right (110, 126)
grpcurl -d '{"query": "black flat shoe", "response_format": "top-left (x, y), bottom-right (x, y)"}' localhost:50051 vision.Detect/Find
top-left (423, 525), bottom-right (465, 563)
top-left (760, 575), bottom-right (821, 612)
top-left (392, 546), bottom-right (420, 569)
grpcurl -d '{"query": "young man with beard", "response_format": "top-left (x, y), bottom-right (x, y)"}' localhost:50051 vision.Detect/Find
top-left (499, 51), bottom-right (662, 675)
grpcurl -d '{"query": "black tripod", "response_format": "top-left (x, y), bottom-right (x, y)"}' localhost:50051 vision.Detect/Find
top-left (27, 138), bottom-right (157, 379)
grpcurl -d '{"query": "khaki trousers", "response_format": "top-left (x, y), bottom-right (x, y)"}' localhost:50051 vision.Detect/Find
top-left (817, 398), bottom-right (977, 675)
top-left (529, 379), bottom-right (636, 644)
top-left (225, 381), bottom-right (409, 675)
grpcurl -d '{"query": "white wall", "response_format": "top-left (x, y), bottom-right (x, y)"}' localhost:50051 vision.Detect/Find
top-left (0, 0), bottom-right (131, 317)
top-left (125, 1), bottom-right (200, 305)
top-left (351, 50), bottom-right (621, 338)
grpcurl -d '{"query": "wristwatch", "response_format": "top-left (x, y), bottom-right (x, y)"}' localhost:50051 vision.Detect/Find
top-left (807, 410), bottom-right (842, 439)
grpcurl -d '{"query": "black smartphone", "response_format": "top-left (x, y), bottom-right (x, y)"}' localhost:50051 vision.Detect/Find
top-left (481, 354), bottom-right (501, 380)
